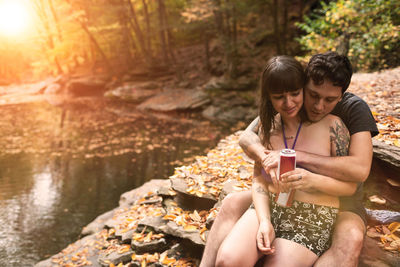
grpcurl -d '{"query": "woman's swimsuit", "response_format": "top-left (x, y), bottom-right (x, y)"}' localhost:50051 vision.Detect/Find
top-left (268, 120), bottom-right (338, 256)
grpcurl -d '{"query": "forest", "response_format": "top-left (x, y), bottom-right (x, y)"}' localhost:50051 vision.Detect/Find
top-left (0, 0), bottom-right (399, 85)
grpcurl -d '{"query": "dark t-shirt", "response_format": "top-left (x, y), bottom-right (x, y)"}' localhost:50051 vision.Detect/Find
top-left (331, 92), bottom-right (379, 137)
top-left (330, 92), bottom-right (379, 223)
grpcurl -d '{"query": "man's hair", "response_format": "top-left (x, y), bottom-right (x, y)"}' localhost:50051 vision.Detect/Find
top-left (306, 52), bottom-right (353, 93)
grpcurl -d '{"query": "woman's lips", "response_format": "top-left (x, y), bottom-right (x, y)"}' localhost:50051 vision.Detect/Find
top-left (285, 107), bottom-right (297, 114)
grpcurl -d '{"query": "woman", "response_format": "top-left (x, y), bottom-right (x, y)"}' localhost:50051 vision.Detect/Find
top-left (215, 56), bottom-right (357, 267)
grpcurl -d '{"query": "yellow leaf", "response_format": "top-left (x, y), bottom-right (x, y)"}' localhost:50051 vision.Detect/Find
top-left (162, 214), bottom-right (176, 221)
top-left (183, 224), bottom-right (198, 232)
top-left (388, 222), bottom-right (400, 233)
top-left (143, 232), bottom-right (153, 243)
top-left (161, 257), bottom-right (176, 265)
top-left (118, 244), bottom-right (131, 253)
top-left (394, 140), bottom-right (400, 147)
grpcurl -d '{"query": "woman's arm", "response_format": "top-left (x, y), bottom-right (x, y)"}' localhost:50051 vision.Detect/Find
top-left (252, 163), bottom-right (275, 254)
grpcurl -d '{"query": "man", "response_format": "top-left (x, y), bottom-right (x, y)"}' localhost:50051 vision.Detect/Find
top-left (200, 52), bottom-right (378, 267)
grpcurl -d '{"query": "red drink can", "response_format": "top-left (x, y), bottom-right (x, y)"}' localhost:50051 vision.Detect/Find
top-left (275, 149), bottom-right (296, 207)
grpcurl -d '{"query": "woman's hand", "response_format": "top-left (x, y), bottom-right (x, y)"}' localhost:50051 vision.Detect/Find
top-left (256, 219), bottom-right (276, 255)
top-left (279, 168), bottom-right (316, 192)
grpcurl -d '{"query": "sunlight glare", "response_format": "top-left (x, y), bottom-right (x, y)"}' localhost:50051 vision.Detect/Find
top-left (0, 0), bottom-right (32, 37)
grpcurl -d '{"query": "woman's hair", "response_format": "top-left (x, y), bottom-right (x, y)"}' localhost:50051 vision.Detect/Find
top-left (259, 55), bottom-right (306, 146)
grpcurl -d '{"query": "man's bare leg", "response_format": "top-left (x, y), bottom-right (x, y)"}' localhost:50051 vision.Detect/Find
top-left (314, 212), bottom-right (365, 267)
top-left (199, 190), bottom-right (252, 267)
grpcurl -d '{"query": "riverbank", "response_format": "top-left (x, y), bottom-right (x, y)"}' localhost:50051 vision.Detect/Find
top-left (35, 131), bottom-right (400, 267)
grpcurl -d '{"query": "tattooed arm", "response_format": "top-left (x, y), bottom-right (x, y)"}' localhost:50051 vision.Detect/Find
top-left (296, 117), bottom-right (373, 182)
top-left (239, 117), bottom-right (266, 163)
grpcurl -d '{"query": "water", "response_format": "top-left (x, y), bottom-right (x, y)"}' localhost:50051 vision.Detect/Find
top-left (0, 98), bottom-right (231, 266)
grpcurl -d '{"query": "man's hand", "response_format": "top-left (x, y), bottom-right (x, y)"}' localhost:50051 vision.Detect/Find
top-left (256, 220), bottom-right (276, 255)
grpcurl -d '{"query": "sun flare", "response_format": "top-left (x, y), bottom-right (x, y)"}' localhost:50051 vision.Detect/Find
top-left (0, 0), bottom-right (32, 37)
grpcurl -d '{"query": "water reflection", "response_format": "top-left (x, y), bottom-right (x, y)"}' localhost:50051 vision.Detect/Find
top-left (0, 99), bottom-right (230, 266)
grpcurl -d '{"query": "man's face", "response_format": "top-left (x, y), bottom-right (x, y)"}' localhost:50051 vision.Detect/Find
top-left (304, 80), bottom-right (343, 122)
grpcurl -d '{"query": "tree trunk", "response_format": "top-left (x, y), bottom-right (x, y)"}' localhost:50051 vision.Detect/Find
top-left (282, 0), bottom-right (288, 54)
top-left (79, 21), bottom-right (113, 73)
top-left (141, 0), bottom-right (152, 57)
top-left (33, 0), bottom-right (63, 74)
top-left (48, 0), bottom-right (63, 42)
top-left (272, 0), bottom-right (282, 54)
top-left (126, 0), bottom-right (151, 63)
top-left (157, 0), bottom-right (169, 64)
top-left (213, 0), bottom-right (224, 35)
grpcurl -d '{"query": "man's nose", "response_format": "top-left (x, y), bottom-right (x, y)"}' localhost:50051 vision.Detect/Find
top-left (314, 99), bottom-right (324, 111)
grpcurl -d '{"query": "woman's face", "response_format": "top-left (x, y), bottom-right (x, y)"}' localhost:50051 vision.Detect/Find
top-left (269, 88), bottom-right (303, 119)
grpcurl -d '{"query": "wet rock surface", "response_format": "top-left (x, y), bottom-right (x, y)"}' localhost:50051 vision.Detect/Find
top-left (137, 89), bottom-right (210, 112)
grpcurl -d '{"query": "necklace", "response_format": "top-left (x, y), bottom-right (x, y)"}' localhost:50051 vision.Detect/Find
top-left (281, 119), bottom-right (302, 149)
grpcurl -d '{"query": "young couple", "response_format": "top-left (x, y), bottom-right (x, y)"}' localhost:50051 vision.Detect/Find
top-left (200, 52), bottom-right (378, 267)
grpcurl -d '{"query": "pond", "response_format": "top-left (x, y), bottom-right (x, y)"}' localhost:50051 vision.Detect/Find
top-left (0, 97), bottom-right (233, 267)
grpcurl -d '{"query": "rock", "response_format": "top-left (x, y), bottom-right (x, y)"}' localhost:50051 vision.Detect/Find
top-left (202, 76), bottom-right (226, 91)
top-left (202, 106), bottom-right (222, 121)
top-left (119, 179), bottom-right (170, 207)
top-left (35, 234), bottom-right (104, 267)
top-left (66, 77), bottom-right (108, 96)
top-left (170, 177), bottom-right (217, 210)
top-left (373, 140), bottom-right (400, 169)
top-left (132, 238), bottom-right (168, 254)
top-left (82, 209), bottom-right (116, 236)
top-left (203, 76), bottom-right (256, 91)
top-left (366, 209), bottom-right (400, 225)
top-left (104, 82), bottom-right (160, 103)
top-left (359, 236), bottom-right (400, 267)
top-left (202, 105), bottom-right (257, 124)
top-left (44, 83), bottom-right (63, 94)
top-left (98, 249), bottom-right (134, 266)
top-left (138, 213), bottom-right (205, 246)
top-left (137, 89), bottom-right (210, 112)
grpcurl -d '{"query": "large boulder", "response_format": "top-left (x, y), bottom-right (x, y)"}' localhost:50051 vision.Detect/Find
top-left (137, 89), bottom-right (210, 112)
top-left (104, 82), bottom-right (160, 103)
top-left (373, 140), bottom-right (400, 169)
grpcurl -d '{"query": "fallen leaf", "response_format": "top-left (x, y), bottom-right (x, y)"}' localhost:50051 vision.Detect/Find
top-left (388, 222), bottom-right (400, 233)
top-left (386, 179), bottom-right (400, 187)
top-left (183, 224), bottom-right (198, 232)
top-left (369, 195), bottom-right (386, 204)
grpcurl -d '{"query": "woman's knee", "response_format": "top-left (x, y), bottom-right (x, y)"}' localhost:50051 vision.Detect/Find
top-left (215, 244), bottom-right (248, 267)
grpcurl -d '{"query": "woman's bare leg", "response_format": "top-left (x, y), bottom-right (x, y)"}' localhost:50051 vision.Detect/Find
top-left (215, 208), bottom-right (263, 267)
top-left (263, 238), bottom-right (318, 267)
top-left (200, 191), bottom-right (252, 267)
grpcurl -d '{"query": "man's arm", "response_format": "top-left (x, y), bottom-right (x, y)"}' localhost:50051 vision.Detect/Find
top-left (239, 116), bottom-right (266, 163)
top-left (240, 117), bottom-right (373, 183)
top-left (297, 131), bottom-right (372, 182)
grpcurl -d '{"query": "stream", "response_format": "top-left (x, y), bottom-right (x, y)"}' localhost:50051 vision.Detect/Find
top-left (0, 97), bottom-right (232, 267)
